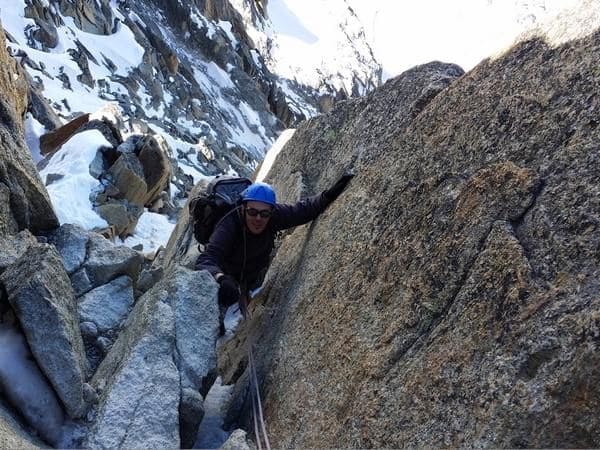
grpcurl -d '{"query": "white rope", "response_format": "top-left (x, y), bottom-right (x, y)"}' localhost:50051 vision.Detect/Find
top-left (248, 345), bottom-right (271, 450)
top-left (243, 301), bottom-right (270, 450)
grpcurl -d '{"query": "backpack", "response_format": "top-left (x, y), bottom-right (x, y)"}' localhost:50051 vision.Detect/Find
top-left (189, 176), bottom-right (252, 245)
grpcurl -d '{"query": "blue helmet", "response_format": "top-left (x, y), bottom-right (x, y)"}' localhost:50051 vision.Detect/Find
top-left (241, 182), bottom-right (277, 206)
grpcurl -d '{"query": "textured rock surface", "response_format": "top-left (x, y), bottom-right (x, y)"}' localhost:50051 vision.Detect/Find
top-left (80, 232), bottom-right (143, 290)
top-left (0, 23), bottom-right (28, 123)
top-left (47, 223), bottom-right (89, 274)
top-left (107, 153), bottom-right (148, 205)
top-left (78, 275), bottom-right (134, 333)
top-left (86, 300), bottom-right (180, 449)
top-left (78, 275), bottom-right (134, 374)
top-left (48, 223), bottom-right (144, 297)
top-left (220, 428), bottom-right (255, 450)
top-left (0, 244), bottom-right (89, 419)
top-left (136, 134), bottom-right (172, 206)
top-left (87, 267), bottom-right (219, 448)
top-left (0, 28), bottom-right (58, 236)
top-left (0, 401), bottom-right (43, 449)
top-left (221, 14), bottom-right (600, 450)
top-left (0, 230), bottom-right (37, 272)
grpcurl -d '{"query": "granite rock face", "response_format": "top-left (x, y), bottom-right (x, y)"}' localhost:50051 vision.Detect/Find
top-left (221, 9), bottom-right (600, 449)
top-left (86, 267), bottom-right (219, 449)
top-left (0, 28), bottom-right (58, 236)
top-left (1, 244), bottom-right (89, 419)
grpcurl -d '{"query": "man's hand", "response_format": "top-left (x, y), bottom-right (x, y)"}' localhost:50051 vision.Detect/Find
top-left (217, 274), bottom-right (240, 308)
top-left (323, 172), bottom-right (355, 203)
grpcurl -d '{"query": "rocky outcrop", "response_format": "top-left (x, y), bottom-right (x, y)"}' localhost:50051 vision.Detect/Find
top-left (86, 267), bottom-right (219, 449)
top-left (57, 0), bottom-right (115, 35)
top-left (220, 8), bottom-right (600, 449)
top-left (0, 29), bottom-right (58, 236)
top-left (88, 130), bottom-right (172, 238)
top-left (0, 219), bottom-right (223, 446)
top-left (1, 244), bottom-right (90, 420)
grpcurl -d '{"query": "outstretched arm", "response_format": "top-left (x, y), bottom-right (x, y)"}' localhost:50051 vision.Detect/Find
top-left (272, 193), bottom-right (329, 230)
top-left (273, 172), bottom-right (355, 230)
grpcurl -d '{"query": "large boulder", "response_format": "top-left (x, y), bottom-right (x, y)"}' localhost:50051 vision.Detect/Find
top-left (0, 28), bottom-right (58, 236)
top-left (107, 152), bottom-right (148, 206)
top-left (136, 135), bottom-right (172, 206)
top-left (0, 244), bottom-right (89, 419)
top-left (78, 276), bottom-right (135, 335)
top-left (73, 231), bottom-right (143, 295)
top-left (86, 132), bottom-right (172, 238)
top-left (46, 223), bottom-right (89, 274)
top-left (221, 5), bottom-right (600, 449)
top-left (86, 267), bottom-right (219, 449)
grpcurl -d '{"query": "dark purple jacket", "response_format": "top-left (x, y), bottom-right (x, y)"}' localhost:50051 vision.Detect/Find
top-left (195, 193), bottom-right (330, 288)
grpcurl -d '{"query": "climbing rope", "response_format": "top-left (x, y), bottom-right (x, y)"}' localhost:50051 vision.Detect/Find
top-left (242, 299), bottom-right (271, 450)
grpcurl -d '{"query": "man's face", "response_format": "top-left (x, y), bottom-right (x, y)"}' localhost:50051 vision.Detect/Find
top-left (244, 201), bottom-right (273, 235)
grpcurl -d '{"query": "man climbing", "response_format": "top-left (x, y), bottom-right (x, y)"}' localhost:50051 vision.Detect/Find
top-left (195, 173), bottom-right (354, 333)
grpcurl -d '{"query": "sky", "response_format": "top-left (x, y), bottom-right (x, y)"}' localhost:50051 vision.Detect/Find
top-left (347, 0), bottom-right (580, 79)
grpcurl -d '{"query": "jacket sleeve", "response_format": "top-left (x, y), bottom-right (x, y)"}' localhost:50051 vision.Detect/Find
top-left (195, 211), bottom-right (237, 277)
top-left (272, 193), bottom-right (330, 231)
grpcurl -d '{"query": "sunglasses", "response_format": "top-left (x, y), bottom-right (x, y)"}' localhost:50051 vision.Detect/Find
top-left (245, 207), bottom-right (272, 218)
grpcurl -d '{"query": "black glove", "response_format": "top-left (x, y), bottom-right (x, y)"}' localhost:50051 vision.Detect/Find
top-left (217, 274), bottom-right (240, 308)
top-left (323, 172), bottom-right (355, 203)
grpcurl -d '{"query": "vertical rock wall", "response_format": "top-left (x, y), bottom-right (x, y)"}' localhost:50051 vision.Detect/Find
top-left (222, 10), bottom-right (600, 449)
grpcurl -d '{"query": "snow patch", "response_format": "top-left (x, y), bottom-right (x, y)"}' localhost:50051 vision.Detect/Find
top-left (24, 113), bottom-right (47, 163)
top-left (121, 211), bottom-right (176, 254)
top-left (39, 130), bottom-right (110, 229)
top-left (256, 128), bottom-right (295, 182)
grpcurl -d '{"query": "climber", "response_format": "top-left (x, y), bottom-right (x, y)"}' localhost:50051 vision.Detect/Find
top-left (195, 173), bottom-right (354, 333)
